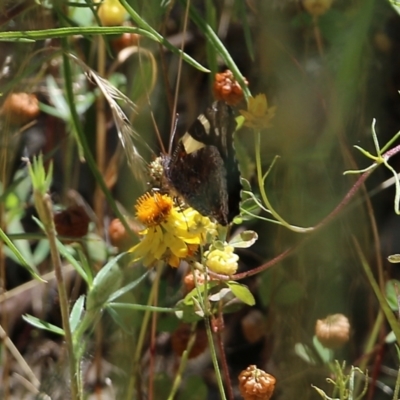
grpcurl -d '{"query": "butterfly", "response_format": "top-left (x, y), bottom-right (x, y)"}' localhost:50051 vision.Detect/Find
top-left (163, 101), bottom-right (241, 226)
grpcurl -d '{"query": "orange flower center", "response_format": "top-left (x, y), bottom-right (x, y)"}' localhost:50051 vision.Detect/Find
top-left (135, 192), bottom-right (173, 227)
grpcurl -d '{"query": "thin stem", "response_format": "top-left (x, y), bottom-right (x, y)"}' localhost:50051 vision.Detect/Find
top-left (39, 194), bottom-right (79, 399)
top-left (126, 264), bottom-right (164, 400)
top-left (0, 324), bottom-right (40, 389)
top-left (148, 267), bottom-right (161, 400)
top-left (215, 321), bottom-right (233, 400)
top-left (204, 317), bottom-right (227, 400)
top-left (254, 131), bottom-right (313, 232)
top-left (94, 34), bottom-right (107, 232)
top-left (353, 236), bottom-right (400, 347)
top-left (167, 323), bottom-right (197, 400)
top-left (393, 365), bottom-right (400, 400)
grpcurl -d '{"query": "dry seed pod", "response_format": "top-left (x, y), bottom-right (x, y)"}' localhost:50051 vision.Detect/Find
top-left (238, 365), bottom-right (276, 400)
top-left (1, 92), bottom-right (40, 125)
top-left (213, 69), bottom-right (248, 106)
top-left (315, 313), bottom-right (350, 349)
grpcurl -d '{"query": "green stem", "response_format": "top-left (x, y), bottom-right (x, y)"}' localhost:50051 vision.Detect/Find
top-left (353, 237), bottom-right (400, 346)
top-left (167, 323), bottom-right (198, 400)
top-left (393, 365), bottom-right (400, 400)
top-left (204, 317), bottom-right (226, 400)
top-left (254, 131), bottom-right (313, 232)
top-left (37, 194), bottom-right (79, 399)
top-left (126, 264), bottom-right (164, 400)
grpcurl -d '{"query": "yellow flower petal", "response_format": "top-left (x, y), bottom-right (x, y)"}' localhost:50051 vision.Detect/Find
top-left (239, 94), bottom-right (276, 130)
top-left (130, 192), bottom-right (216, 268)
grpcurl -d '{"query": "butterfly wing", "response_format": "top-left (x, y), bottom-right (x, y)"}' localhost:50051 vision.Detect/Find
top-left (164, 101), bottom-right (241, 225)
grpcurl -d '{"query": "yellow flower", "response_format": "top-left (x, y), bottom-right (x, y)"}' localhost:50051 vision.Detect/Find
top-left (130, 192), bottom-right (216, 268)
top-left (239, 94), bottom-right (276, 130)
top-left (204, 243), bottom-right (239, 275)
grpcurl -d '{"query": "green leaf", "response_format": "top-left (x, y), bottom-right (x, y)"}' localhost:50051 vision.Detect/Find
top-left (86, 232), bottom-right (108, 263)
top-left (226, 281), bottom-right (255, 306)
top-left (70, 295), bottom-right (85, 333)
top-left (106, 306), bottom-right (134, 334)
top-left (313, 336), bottom-right (333, 363)
top-left (174, 300), bottom-right (204, 322)
top-left (92, 252), bottom-right (126, 288)
top-left (0, 227), bottom-right (43, 282)
top-left (239, 197), bottom-right (262, 222)
top-left (294, 343), bottom-right (316, 365)
top-left (389, 0), bottom-right (400, 17)
top-left (208, 288), bottom-right (231, 302)
top-left (22, 315), bottom-right (65, 336)
top-left (86, 253), bottom-right (126, 310)
top-left (107, 269), bottom-right (150, 302)
top-left (385, 279), bottom-right (400, 312)
top-left (55, 238), bottom-right (89, 283)
top-left (182, 281), bottom-right (219, 306)
top-left (4, 218), bottom-right (33, 264)
top-left (10, 169), bottom-right (32, 204)
top-left (229, 230), bottom-right (258, 248)
top-left (46, 75), bottom-right (70, 120)
top-left (69, 0), bottom-right (96, 26)
top-left (32, 239), bottom-right (50, 266)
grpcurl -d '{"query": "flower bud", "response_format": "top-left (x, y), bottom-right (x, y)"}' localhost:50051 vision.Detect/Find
top-left (204, 243), bottom-right (239, 275)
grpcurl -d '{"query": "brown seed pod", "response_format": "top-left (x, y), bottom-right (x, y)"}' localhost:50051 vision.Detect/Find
top-left (1, 92), bottom-right (40, 125)
top-left (213, 69), bottom-right (248, 106)
top-left (315, 313), bottom-right (350, 349)
top-left (238, 365), bottom-right (276, 400)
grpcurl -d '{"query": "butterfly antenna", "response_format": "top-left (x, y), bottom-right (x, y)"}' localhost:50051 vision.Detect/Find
top-left (168, 113), bottom-right (179, 154)
top-left (169, 0), bottom-right (191, 143)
